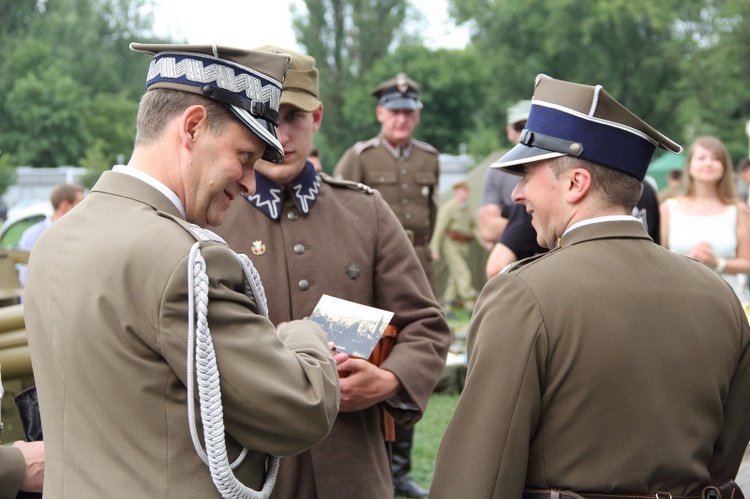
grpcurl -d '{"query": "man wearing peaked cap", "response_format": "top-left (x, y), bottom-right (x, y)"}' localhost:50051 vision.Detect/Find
top-left (334, 72), bottom-right (441, 498)
top-left (215, 47), bottom-right (450, 499)
top-left (431, 74), bottom-right (750, 498)
top-left (23, 43), bottom-right (341, 498)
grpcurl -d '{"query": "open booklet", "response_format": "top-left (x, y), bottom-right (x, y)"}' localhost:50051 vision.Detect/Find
top-left (308, 294), bottom-right (394, 359)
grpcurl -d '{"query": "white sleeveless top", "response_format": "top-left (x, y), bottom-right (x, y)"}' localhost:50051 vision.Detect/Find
top-left (666, 198), bottom-right (746, 301)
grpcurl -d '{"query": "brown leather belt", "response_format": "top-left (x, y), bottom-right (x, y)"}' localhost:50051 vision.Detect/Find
top-left (524, 480), bottom-right (744, 499)
top-left (523, 490), bottom-right (700, 499)
top-left (406, 229), bottom-right (431, 246)
top-left (446, 230), bottom-right (474, 242)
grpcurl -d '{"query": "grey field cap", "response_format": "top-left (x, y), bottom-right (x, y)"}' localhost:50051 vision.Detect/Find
top-left (130, 42), bottom-right (292, 163)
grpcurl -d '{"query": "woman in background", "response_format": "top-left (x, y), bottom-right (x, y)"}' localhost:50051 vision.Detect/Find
top-left (660, 136), bottom-right (750, 303)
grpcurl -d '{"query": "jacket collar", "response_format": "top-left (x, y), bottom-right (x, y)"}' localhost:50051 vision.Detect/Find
top-left (245, 161), bottom-right (321, 220)
top-left (92, 170), bottom-right (185, 219)
top-left (559, 219), bottom-right (652, 248)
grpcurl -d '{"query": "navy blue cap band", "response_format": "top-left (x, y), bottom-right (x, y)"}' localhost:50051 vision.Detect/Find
top-left (146, 52), bottom-right (282, 119)
top-left (527, 104), bottom-right (656, 180)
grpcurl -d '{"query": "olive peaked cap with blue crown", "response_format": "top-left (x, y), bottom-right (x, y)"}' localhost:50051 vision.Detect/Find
top-left (492, 74), bottom-right (682, 181)
top-left (130, 43), bottom-right (291, 164)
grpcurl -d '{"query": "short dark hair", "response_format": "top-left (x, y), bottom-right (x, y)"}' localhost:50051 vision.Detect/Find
top-left (50, 183), bottom-right (84, 210)
top-left (134, 89), bottom-right (235, 145)
top-left (551, 156), bottom-right (643, 211)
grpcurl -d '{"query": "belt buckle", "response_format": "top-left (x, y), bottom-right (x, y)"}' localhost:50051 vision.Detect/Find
top-left (655, 493), bottom-right (672, 499)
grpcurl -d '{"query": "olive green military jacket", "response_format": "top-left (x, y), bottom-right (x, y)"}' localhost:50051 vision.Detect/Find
top-left (216, 174), bottom-right (451, 499)
top-left (431, 220), bottom-right (750, 498)
top-left (24, 171), bottom-right (340, 498)
top-left (0, 445), bottom-right (24, 499)
top-left (334, 136), bottom-right (440, 288)
top-left (429, 199), bottom-right (482, 258)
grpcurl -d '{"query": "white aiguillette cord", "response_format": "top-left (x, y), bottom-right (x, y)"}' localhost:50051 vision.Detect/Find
top-left (185, 225), bottom-right (278, 499)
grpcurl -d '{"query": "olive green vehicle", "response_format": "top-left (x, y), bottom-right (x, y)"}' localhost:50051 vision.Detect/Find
top-left (0, 249), bottom-right (33, 443)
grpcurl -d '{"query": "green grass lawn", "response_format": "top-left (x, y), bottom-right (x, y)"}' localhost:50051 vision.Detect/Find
top-left (409, 392), bottom-right (460, 490)
top-left (393, 310), bottom-right (467, 497)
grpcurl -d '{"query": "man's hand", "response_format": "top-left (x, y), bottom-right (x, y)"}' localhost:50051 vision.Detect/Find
top-left (13, 440), bottom-right (44, 492)
top-left (337, 358), bottom-right (400, 412)
top-left (329, 342), bottom-right (349, 366)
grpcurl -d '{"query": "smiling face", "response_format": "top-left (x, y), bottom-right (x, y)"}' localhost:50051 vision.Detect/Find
top-left (376, 107), bottom-right (420, 145)
top-left (688, 144), bottom-right (725, 185)
top-left (184, 118), bottom-right (265, 227)
top-left (511, 160), bottom-right (570, 249)
top-left (254, 103), bottom-right (323, 186)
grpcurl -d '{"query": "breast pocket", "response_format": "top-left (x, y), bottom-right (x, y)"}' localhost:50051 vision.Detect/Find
top-left (413, 171), bottom-right (437, 199)
top-left (363, 170), bottom-right (398, 186)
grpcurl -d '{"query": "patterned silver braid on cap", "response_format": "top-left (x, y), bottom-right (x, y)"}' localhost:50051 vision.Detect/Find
top-left (186, 225), bottom-right (279, 499)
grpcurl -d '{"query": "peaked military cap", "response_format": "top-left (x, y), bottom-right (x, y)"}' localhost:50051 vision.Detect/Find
top-left (371, 72), bottom-right (423, 110)
top-left (492, 74), bottom-right (682, 181)
top-left (255, 45), bottom-right (320, 113)
top-left (130, 42), bottom-right (291, 164)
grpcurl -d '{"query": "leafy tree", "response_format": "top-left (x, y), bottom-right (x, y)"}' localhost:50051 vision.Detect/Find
top-left (0, 153), bottom-right (18, 200)
top-left (0, 0), bottom-right (163, 168)
top-left (292, 0), bottom-right (411, 163)
top-left (79, 140), bottom-right (111, 189)
top-left (447, 0), bottom-right (689, 146)
top-left (674, 0), bottom-right (750, 160)
top-left (4, 66), bottom-right (89, 166)
top-left (369, 44), bottom-right (488, 155)
top-left (447, 0), bottom-right (750, 162)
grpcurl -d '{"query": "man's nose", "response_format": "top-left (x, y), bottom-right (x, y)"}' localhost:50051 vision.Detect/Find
top-left (239, 166), bottom-right (257, 196)
top-left (511, 182), bottom-right (524, 204)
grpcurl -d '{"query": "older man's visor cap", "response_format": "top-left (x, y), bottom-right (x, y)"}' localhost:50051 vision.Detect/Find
top-left (130, 42), bottom-right (291, 163)
top-left (372, 72), bottom-right (423, 111)
top-left (492, 74), bottom-right (682, 181)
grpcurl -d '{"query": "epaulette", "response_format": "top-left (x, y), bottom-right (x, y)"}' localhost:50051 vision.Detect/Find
top-left (320, 172), bottom-right (374, 194)
top-left (501, 252), bottom-right (548, 274)
top-left (411, 139), bottom-right (438, 155)
top-left (157, 211), bottom-right (229, 245)
top-left (353, 137), bottom-right (381, 155)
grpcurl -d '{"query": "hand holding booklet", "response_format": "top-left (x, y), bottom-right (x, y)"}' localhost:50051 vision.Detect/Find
top-left (308, 295), bottom-right (394, 360)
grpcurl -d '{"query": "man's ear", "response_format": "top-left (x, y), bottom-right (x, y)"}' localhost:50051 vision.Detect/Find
top-left (565, 167), bottom-right (593, 204)
top-left (375, 105), bottom-right (387, 125)
top-left (180, 105), bottom-right (209, 149)
top-left (312, 104), bottom-right (324, 132)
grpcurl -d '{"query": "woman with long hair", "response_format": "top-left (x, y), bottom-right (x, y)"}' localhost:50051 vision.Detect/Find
top-left (660, 136), bottom-right (750, 302)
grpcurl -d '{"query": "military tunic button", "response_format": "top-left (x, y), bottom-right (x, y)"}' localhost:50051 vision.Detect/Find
top-left (287, 211), bottom-right (299, 221)
top-left (294, 243), bottom-right (305, 254)
top-left (299, 279), bottom-right (310, 291)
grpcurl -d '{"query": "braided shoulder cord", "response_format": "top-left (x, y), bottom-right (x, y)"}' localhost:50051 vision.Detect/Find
top-left (185, 226), bottom-right (279, 498)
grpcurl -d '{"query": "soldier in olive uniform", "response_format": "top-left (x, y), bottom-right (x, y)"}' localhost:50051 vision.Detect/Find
top-left (215, 48), bottom-right (450, 499)
top-left (334, 73), bottom-right (440, 291)
top-left (430, 181), bottom-right (482, 314)
top-left (333, 74), bottom-right (440, 498)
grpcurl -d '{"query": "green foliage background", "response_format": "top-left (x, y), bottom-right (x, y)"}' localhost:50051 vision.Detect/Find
top-left (1, 0), bottom-right (750, 190)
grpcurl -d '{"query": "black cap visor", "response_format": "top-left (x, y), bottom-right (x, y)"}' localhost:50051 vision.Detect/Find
top-left (490, 143), bottom-right (565, 174)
